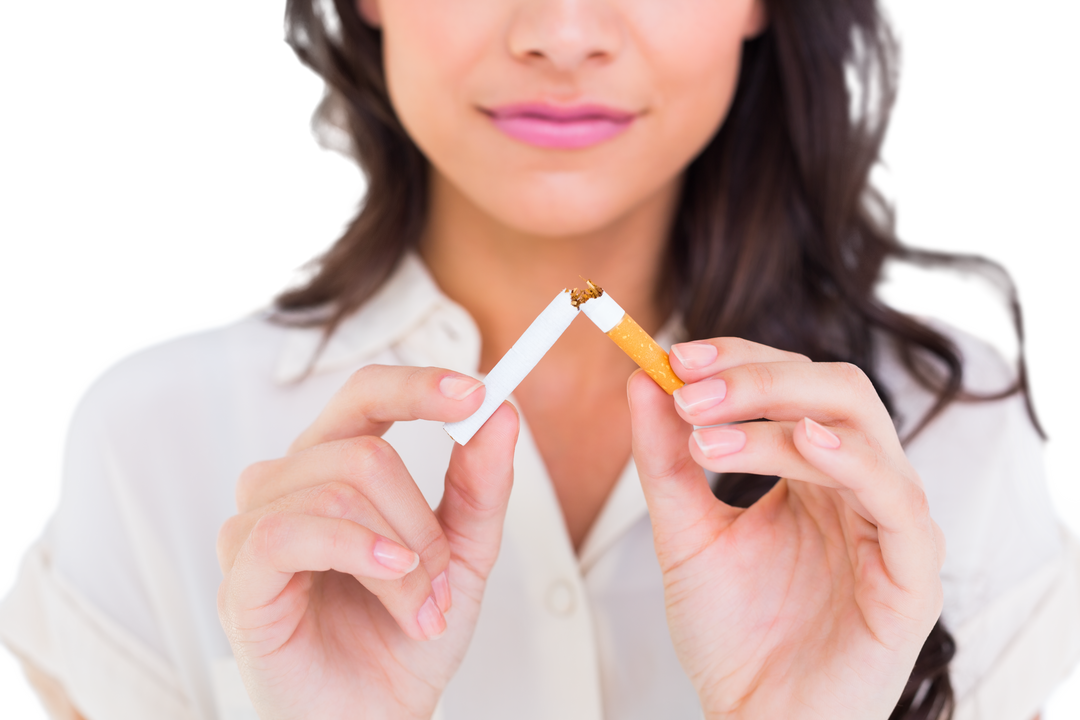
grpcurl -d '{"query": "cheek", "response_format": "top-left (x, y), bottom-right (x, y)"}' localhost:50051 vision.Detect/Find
top-left (378, 0), bottom-right (754, 237)
top-left (634, 2), bottom-right (753, 150)
top-left (380, 2), bottom-right (498, 159)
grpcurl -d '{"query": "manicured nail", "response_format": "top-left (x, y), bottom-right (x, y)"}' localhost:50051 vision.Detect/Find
top-left (439, 374), bottom-right (484, 401)
top-left (372, 538), bottom-right (420, 575)
top-left (671, 342), bottom-right (718, 369)
top-left (417, 595), bottom-right (446, 640)
top-left (804, 417), bottom-right (841, 449)
top-left (692, 427), bottom-right (746, 458)
top-left (432, 571), bottom-right (452, 614)
top-left (673, 378), bottom-right (727, 414)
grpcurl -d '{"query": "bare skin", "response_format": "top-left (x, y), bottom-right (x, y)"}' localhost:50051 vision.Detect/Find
top-left (420, 170), bottom-right (677, 547)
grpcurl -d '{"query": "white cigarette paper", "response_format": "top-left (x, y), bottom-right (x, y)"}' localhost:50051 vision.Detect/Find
top-left (579, 292), bottom-right (625, 332)
top-left (444, 290), bottom-right (578, 445)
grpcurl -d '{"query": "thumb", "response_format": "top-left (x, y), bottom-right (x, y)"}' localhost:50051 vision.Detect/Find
top-left (437, 402), bottom-right (519, 598)
top-left (628, 370), bottom-right (737, 551)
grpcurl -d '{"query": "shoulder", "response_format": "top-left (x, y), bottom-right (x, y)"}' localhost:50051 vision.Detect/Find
top-left (872, 295), bottom-right (1015, 397)
top-left (874, 318), bottom-right (1060, 610)
top-left (873, 317), bottom-right (1021, 440)
top-left (78, 313), bottom-right (286, 421)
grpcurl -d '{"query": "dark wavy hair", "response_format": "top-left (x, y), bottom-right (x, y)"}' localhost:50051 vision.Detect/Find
top-left (277, 1), bottom-right (1041, 717)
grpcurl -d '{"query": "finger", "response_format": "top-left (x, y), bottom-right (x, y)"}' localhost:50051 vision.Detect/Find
top-left (792, 418), bottom-right (942, 595)
top-left (672, 361), bottom-right (898, 445)
top-left (221, 481), bottom-right (447, 640)
top-left (289, 365), bottom-right (486, 453)
top-left (240, 513), bottom-right (418, 586)
top-left (219, 511), bottom-right (430, 650)
top-left (688, 421), bottom-right (835, 486)
top-left (669, 337), bottom-right (810, 383)
top-left (688, 421), bottom-right (872, 520)
top-left (240, 435), bottom-right (453, 607)
top-left (222, 481), bottom-right (395, 572)
top-left (628, 370), bottom-right (739, 556)
top-left (436, 402), bottom-right (519, 604)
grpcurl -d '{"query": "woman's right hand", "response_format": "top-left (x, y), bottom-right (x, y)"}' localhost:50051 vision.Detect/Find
top-left (216, 365), bottom-right (518, 720)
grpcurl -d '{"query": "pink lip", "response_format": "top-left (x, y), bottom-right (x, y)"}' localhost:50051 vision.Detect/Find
top-left (485, 103), bottom-right (636, 149)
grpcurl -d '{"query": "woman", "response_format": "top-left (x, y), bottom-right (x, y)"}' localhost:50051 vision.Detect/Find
top-left (2, 0), bottom-right (1075, 718)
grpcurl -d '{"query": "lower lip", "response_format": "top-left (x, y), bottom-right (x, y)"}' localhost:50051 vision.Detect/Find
top-left (489, 114), bottom-right (634, 149)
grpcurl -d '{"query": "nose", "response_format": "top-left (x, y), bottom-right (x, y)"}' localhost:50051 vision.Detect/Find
top-left (507, 0), bottom-right (623, 72)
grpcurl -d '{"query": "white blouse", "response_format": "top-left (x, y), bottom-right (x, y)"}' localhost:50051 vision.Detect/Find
top-left (2, 254), bottom-right (1078, 720)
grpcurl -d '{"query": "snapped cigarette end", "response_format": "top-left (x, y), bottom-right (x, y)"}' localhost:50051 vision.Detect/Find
top-left (443, 289), bottom-right (579, 445)
top-left (575, 281), bottom-right (684, 395)
top-left (606, 313), bottom-right (684, 394)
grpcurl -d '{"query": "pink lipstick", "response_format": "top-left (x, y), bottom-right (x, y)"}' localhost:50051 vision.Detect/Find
top-left (485, 103), bottom-right (636, 149)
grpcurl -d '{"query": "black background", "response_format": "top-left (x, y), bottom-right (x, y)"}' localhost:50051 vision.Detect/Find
top-left (2, 2), bottom-right (1071, 716)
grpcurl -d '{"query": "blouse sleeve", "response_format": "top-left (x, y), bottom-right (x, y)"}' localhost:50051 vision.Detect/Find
top-left (1, 541), bottom-right (197, 720)
top-left (0, 359), bottom-right (200, 720)
top-left (948, 535), bottom-right (1080, 720)
top-left (881, 322), bottom-right (1080, 720)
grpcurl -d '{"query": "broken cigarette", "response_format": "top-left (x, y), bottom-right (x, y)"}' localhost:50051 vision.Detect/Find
top-left (443, 290), bottom-right (579, 445)
top-left (443, 280), bottom-right (683, 445)
top-left (574, 281), bottom-right (684, 395)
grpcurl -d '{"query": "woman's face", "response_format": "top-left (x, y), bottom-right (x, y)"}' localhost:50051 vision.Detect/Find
top-left (361, 0), bottom-right (765, 237)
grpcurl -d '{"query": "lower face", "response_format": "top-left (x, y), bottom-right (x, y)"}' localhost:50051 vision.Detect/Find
top-left (374, 0), bottom-right (764, 238)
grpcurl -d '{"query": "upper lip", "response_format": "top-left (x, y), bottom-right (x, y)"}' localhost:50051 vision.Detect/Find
top-left (483, 102), bottom-right (637, 123)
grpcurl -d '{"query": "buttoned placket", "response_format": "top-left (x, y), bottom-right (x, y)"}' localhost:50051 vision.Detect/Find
top-left (500, 413), bottom-right (606, 719)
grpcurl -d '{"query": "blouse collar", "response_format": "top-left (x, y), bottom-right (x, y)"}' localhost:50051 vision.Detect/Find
top-left (274, 252), bottom-right (685, 387)
top-left (273, 253), bottom-right (481, 384)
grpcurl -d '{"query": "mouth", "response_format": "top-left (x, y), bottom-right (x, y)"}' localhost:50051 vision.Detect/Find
top-left (483, 103), bottom-right (637, 150)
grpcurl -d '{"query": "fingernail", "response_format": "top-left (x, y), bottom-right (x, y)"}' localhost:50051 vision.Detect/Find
top-left (804, 417), bottom-right (841, 449)
top-left (439, 374), bottom-right (484, 401)
top-left (673, 378), bottom-right (727, 414)
top-left (372, 538), bottom-right (419, 575)
top-left (671, 342), bottom-right (718, 369)
top-left (417, 595), bottom-right (446, 640)
top-left (432, 570), bottom-right (452, 613)
top-left (692, 427), bottom-right (746, 458)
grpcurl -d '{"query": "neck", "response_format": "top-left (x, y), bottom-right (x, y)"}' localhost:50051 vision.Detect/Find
top-left (420, 170), bottom-right (679, 373)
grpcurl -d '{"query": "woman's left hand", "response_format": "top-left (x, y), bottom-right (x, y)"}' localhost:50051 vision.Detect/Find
top-left (628, 338), bottom-right (945, 720)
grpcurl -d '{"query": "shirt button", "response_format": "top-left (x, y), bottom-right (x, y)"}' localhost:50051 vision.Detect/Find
top-left (545, 579), bottom-right (576, 617)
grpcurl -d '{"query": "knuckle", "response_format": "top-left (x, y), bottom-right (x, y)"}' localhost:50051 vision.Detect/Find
top-left (742, 363), bottom-right (777, 395)
top-left (764, 423), bottom-right (790, 454)
top-left (331, 435), bottom-right (401, 496)
top-left (403, 365), bottom-right (429, 389)
top-left (832, 362), bottom-right (873, 393)
top-left (715, 337), bottom-right (749, 355)
top-left (403, 366), bottom-right (432, 415)
top-left (345, 363), bottom-right (385, 391)
top-left (907, 483), bottom-right (931, 522)
top-left (412, 523), bottom-right (451, 568)
top-left (933, 521), bottom-right (948, 567)
top-left (235, 460), bottom-right (274, 511)
top-left (717, 337), bottom-right (761, 365)
top-left (250, 511), bottom-right (290, 559)
top-left (308, 481), bottom-right (363, 518)
top-left (339, 434), bottom-right (393, 469)
top-left (343, 365), bottom-right (383, 413)
top-left (216, 514), bottom-right (247, 571)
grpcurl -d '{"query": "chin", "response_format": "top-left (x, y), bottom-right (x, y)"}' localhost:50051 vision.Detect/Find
top-left (494, 194), bottom-right (630, 239)
top-left (487, 188), bottom-right (639, 238)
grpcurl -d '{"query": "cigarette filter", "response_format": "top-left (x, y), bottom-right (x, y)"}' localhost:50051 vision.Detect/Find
top-left (575, 282), bottom-right (684, 395)
top-left (443, 290), bottom-right (579, 445)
